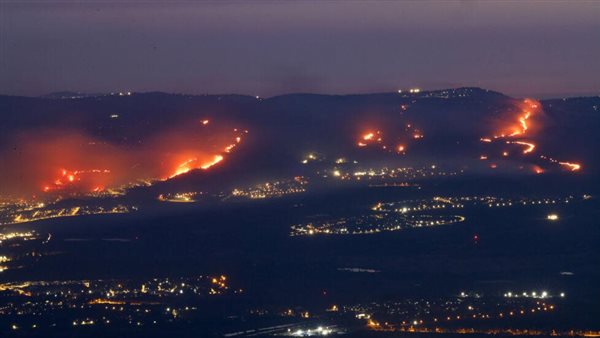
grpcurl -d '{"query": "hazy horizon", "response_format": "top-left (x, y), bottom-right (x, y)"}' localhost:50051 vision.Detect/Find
top-left (1, 1), bottom-right (599, 98)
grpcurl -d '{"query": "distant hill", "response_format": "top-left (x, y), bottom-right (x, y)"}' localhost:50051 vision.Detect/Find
top-left (1, 88), bottom-right (598, 197)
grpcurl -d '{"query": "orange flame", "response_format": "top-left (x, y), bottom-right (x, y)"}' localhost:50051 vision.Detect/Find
top-left (167, 155), bottom-right (224, 179)
top-left (559, 162), bottom-right (581, 171)
top-left (509, 141), bottom-right (536, 154)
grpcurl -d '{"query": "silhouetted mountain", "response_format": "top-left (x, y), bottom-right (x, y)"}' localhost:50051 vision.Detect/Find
top-left (1, 88), bottom-right (599, 197)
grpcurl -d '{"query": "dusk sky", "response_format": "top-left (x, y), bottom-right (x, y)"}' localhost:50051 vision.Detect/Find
top-left (1, 1), bottom-right (599, 98)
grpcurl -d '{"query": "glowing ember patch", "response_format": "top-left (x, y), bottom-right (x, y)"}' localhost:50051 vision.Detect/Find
top-left (224, 144), bottom-right (236, 153)
top-left (358, 131), bottom-right (384, 147)
top-left (43, 168), bottom-right (112, 193)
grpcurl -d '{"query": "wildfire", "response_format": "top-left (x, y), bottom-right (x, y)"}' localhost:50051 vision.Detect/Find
top-left (357, 130), bottom-right (385, 147)
top-left (168, 155), bottom-right (225, 179)
top-left (532, 165), bottom-right (544, 174)
top-left (559, 162), bottom-right (581, 171)
top-left (508, 141), bottom-right (536, 154)
top-left (43, 168), bottom-right (111, 193)
top-left (504, 111), bottom-right (531, 137)
top-left (356, 124), bottom-right (423, 155)
top-left (1, 121), bottom-right (249, 198)
top-left (493, 99), bottom-right (539, 139)
top-left (363, 133), bottom-right (375, 141)
top-left (540, 156), bottom-right (582, 172)
top-left (480, 99), bottom-right (582, 174)
top-left (201, 155), bottom-right (224, 169)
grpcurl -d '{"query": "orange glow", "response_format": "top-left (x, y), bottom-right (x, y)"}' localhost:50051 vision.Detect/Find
top-left (201, 119), bottom-right (210, 125)
top-left (357, 130), bottom-right (384, 147)
top-left (478, 99), bottom-right (586, 174)
top-left (559, 162), bottom-right (581, 171)
top-left (481, 100), bottom-right (584, 174)
top-left (479, 155), bottom-right (488, 160)
top-left (224, 144), bottom-right (236, 153)
top-left (356, 124), bottom-right (422, 155)
top-left (43, 168), bottom-right (112, 193)
top-left (509, 140), bottom-right (536, 154)
top-left (492, 99), bottom-right (539, 139)
top-left (169, 158), bottom-right (197, 178)
top-left (168, 155), bottom-right (224, 179)
top-left (201, 155), bottom-right (224, 169)
top-left (540, 155), bottom-right (582, 172)
top-left (519, 111), bottom-right (531, 132)
top-left (1, 120), bottom-right (246, 197)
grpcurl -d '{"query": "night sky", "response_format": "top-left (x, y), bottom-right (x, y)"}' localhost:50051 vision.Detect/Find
top-left (1, 1), bottom-right (599, 98)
